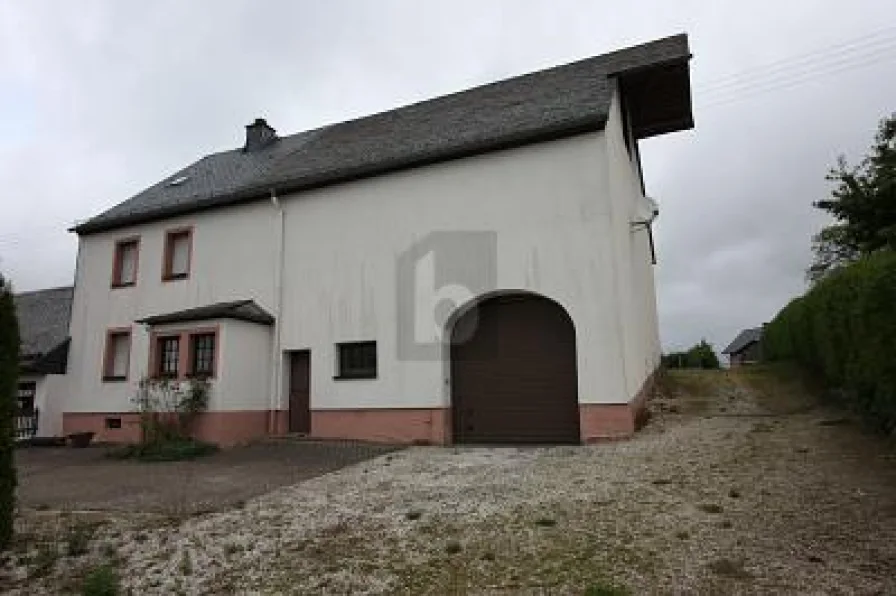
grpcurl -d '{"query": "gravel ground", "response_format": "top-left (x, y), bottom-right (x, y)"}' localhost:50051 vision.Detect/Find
top-left (3, 368), bottom-right (896, 594)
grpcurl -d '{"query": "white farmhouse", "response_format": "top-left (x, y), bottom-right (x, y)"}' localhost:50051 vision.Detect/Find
top-left (60, 34), bottom-right (693, 446)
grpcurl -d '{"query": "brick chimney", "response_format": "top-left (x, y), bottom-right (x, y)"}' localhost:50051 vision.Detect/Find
top-left (244, 118), bottom-right (278, 152)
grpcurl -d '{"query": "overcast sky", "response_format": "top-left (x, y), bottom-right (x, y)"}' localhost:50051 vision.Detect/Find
top-left (1, 1), bottom-right (894, 352)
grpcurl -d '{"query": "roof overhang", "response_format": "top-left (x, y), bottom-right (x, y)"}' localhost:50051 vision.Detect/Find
top-left (135, 300), bottom-right (275, 327)
top-left (615, 57), bottom-right (693, 140)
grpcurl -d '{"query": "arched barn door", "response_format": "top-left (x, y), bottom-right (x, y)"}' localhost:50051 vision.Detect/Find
top-left (451, 294), bottom-right (580, 444)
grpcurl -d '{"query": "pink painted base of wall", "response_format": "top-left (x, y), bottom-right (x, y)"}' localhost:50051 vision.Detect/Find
top-left (62, 371), bottom-right (656, 447)
top-left (62, 411), bottom-right (290, 447)
top-left (310, 408), bottom-right (450, 445)
top-left (578, 369), bottom-right (657, 443)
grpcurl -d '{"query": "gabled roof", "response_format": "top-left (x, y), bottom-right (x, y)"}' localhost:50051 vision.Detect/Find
top-left (722, 328), bottom-right (763, 355)
top-left (136, 300), bottom-right (275, 327)
top-left (74, 34), bottom-right (692, 235)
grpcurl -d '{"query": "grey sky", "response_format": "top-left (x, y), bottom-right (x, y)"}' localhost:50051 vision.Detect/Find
top-left (1, 1), bottom-right (894, 352)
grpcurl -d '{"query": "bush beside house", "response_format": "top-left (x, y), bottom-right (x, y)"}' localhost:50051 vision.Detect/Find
top-left (0, 274), bottom-right (19, 549)
top-left (763, 251), bottom-right (896, 433)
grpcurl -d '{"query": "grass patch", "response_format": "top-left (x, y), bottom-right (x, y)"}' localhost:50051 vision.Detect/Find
top-left (81, 564), bottom-right (120, 596)
top-left (105, 439), bottom-right (218, 462)
top-left (698, 503), bottom-right (723, 514)
top-left (734, 364), bottom-right (822, 414)
top-left (707, 557), bottom-right (752, 579)
top-left (584, 581), bottom-right (632, 596)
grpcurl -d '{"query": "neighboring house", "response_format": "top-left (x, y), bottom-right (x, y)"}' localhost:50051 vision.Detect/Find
top-left (61, 34), bottom-right (694, 446)
top-left (722, 327), bottom-right (763, 367)
top-left (14, 286), bottom-right (73, 439)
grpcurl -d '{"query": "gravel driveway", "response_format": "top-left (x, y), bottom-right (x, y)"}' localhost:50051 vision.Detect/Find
top-left (5, 368), bottom-right (896, 594)
top-left (15, 439), bottom-right (399, 514)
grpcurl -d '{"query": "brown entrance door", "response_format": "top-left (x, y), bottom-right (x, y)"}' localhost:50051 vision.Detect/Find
top-left (289, 350), bottom-right (311, 434)
top-left (451, 294), bottom-right (579, 444)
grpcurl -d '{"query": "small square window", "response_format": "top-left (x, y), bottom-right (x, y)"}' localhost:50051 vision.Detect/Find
top-left (103, 330), bottom-right (131, 381)
top-left (105, 417), bottom-right (122, 430)
top-left (112, 239), bottom-right (139, 287)
top-left (156, 336), bottom-right (180, 378)
top-left (163, 229), bottom-right (192, 280)
top-left (335, 341), bottom-right (377, 379)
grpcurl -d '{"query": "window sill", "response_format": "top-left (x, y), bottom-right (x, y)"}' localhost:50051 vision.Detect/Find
top-left (101, 376), bottom-right (127, 383)
top-left (185, 373), bottom-right (215, 381)
top-left (110, 282), bottom-right (135, 289)
top-left (162, 273), bottom-right (189, 282)
top-left (333, 373), bottom-right (377, 381)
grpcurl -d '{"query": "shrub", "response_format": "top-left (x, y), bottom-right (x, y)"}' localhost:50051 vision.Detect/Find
top-left (0, 274), bottom-right (18, 550)
top-left (763, 251), bottom-right (896, 433)
top-left (663, 339), bottom-right (720, 369)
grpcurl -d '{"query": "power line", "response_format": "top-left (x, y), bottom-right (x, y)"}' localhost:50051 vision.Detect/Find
top-left (697, 25), bottom-right (896, 94)
top-left (700, 47), bottom-right (895, 110)
top-left (698, 40), bottom-right (896, 100)
top-left (693, 29), bottom-right (896, 110)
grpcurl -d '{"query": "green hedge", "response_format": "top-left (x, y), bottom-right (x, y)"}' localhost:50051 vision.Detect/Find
top-left (0, 275), bottom-right (18, 549)
top-left (763, 251), bottom-right (896, 433)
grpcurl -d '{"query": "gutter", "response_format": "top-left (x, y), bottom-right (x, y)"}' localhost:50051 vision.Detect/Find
top-left (268, 189), bottom-right (286, 436)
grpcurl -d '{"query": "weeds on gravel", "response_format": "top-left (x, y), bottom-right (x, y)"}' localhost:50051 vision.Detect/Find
top-left (444, 540), bottom-right (463, 554)
top-left (80, 563), bottom-right (120, 596)
top-left (584, 580), bottom-right (632, 595)
top-left (707, 557), bottom-right (752, 579)
top-left (180, 550), bottom-right (193, 575)
top-left (30, 541), bottom-right (58, 578)
top-left (66, 520), bottom-right (98, 556)
top-left (698, 503), bottom-right (723, 514)
top-left (534, 517), bottom-right (557, 527)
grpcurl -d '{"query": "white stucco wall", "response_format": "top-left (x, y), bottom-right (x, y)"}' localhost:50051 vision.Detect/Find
top-left (65, 106), bottom-right (659, 416)
top-left (276, 130), bottom-right (628, 410)
top-left (605, 90), bottom-right (663, 397)
top-left (65, 201), bottom-right (279, 413)
top-left (217, 319), bottom-right (272, 411)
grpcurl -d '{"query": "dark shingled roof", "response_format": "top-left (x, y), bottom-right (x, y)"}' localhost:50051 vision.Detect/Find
top-left (136, 300), bottom-right (275, 326)
top-left (14, 287), bottom-right (73, 358)
top-left (15, 286), bottom-right (73, 373)
top-left (722, 328), bottom-right (763, 355)
top-left (74, 34), bottom-right (692, 235)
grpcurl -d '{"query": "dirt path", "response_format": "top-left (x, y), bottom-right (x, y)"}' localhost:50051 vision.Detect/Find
top-left (4, 368), bottom-right (896, 594)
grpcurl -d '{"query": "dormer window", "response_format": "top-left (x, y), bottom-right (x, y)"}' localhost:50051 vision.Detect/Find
top-left (111, 238), bottom-right (139, 288)
top-left (163, 228), bottom-right (192, 281)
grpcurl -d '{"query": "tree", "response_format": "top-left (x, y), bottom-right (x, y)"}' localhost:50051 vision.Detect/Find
top-left (662, 339), bottom-right (720, 369)
top-left (809, 114), bottom-right (896, 282)
top-left (0, 274), bottom-right (18, 549)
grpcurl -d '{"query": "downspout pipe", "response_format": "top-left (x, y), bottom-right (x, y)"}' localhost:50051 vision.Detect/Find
top-left (268, 189), bottom-right (285, 435)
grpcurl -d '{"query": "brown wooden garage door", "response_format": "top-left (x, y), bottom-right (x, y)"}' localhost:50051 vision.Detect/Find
top-left (451, 294), bottom-right (580, 444)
